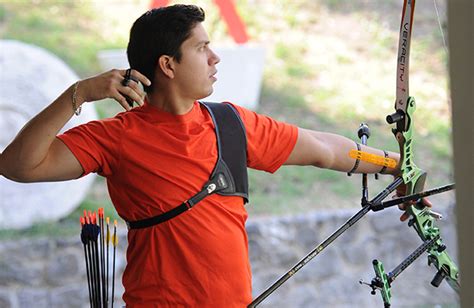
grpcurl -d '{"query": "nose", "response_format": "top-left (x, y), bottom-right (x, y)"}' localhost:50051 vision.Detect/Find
top-left (209, 48), bottom-right (220, 65)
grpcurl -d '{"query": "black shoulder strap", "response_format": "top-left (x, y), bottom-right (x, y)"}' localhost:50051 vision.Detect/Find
top-left (202, 102), bottom-right (249, 202)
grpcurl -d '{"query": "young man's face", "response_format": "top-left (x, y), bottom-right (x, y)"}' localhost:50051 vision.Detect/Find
top-left (173, 22), bottom-right (220, 100)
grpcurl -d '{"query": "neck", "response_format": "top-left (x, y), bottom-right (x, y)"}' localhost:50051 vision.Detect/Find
top-left (146, 89), bottom-right (195, 115)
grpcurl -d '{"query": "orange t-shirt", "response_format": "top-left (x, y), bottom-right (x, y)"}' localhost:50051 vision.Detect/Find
top-left (58, 101), bottom-right (297, 307)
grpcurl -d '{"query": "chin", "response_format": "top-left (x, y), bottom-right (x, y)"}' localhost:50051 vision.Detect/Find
top-left (206, 87), bottom-right (214, 97)
top-left (196, 87), bottom-right (214, 100)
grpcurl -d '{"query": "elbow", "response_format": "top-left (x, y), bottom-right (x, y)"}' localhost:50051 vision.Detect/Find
top-left (2, 172), bottom-right (30, 183)
top-left (312, 158), bottom-right (333, 169)
top-left (1, 167), bottom-right (37, 183)
top-left (312, 149), bottom-right (336, 170)
top-left (1, 152), bottom-right (42, 183)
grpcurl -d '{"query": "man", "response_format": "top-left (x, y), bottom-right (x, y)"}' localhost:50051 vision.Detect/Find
top-left (0, 4), bottom-right (412, 307)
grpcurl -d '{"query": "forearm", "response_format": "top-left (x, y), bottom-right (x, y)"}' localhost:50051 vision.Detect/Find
top-left (286, 128), bottom-right (400, 176)
top-left (310, 130), bottom-right (399, 175)
top-left (1, 84), bottom-right (80, 180)
top-left (1, 69), bottom-right (149, 182)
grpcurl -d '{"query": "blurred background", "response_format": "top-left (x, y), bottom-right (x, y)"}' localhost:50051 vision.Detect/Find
top-left (0, 0), bottom-right (458, 307)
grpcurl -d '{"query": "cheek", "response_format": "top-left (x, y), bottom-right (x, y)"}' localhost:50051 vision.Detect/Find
top-left (181, 64), bottom-right (201, 79)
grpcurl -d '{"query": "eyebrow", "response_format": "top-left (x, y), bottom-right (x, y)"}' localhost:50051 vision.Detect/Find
top-left (195, 40), bottom-right (210, 48)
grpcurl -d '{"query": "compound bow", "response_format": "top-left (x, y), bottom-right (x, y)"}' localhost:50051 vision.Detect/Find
top-left (248, 1), bottom-right (459, 307)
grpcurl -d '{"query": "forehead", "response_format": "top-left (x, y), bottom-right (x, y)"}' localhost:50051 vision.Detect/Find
top-left (183, 23), bottom-right (209, 45)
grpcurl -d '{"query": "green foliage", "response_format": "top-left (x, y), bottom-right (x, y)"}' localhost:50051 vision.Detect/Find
top-left (0, 4), bottom-right (6, 22)
top-left (0, 1), bottom-right (126, 76)
top-left (246, 166), bottom-right (359, 216)
top-left (0, 221), bottom-right (77, 241)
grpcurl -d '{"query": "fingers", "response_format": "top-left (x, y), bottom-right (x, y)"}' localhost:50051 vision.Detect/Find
top-left (78, 69), bottom-right (150, 110)
top-left (123, 68), bottom-right (151, 87)
top-left (120, 84), bottom-right (143, 107)
top-left (119, 69), bottom-right (150, 108)
top-left (395, 185), bottom-right (406, 197)
top-left (400, 211), bottom-right (410, 222)
top-left (394, 181), bottom-right (432, 222)
top-left (110, 88), bottom-right (133, 112)
top-left (397, 197), bottom-right (432, 222)
top-left (421, 197), bottom-right (433, 208)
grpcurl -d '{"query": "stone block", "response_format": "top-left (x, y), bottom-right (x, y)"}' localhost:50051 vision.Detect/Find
top-left (0, 40), bottom-right (97, 230)
top-left (0, 258), bottom-right (43, 287)
top-left (46, 253), bottom-right (80, 286)
top-left (17, 288), bottom-right (50, 307)
top-left (50, 285), bottom-right (87, 308)
top-left (0, 289), bottom-right (16, 308)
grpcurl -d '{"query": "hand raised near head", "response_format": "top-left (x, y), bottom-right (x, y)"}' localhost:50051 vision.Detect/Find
top-left (74, 69), bottom-right (151, 111)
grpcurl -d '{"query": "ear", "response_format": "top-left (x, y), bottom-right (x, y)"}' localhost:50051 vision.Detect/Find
top-left (157, 55), bottom-right (175, 79)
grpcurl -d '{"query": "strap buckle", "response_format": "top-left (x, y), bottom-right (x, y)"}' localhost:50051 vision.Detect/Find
top-left (184, 199), bottom-right (195, 210)
top-left (184, 181), bottom-right (220, 210)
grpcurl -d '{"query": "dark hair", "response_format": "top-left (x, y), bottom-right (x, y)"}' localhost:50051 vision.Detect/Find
top-left (127, 4), bottom-right (205, 93)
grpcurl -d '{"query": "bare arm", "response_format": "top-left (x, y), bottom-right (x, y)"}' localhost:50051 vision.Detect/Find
top-left (285, 128), bottom-right (400, 175)
top-left (0, 69), bottom-right (150, 182)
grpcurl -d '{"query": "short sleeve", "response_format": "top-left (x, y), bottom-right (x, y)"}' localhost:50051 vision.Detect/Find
top-left (229, 103), bottom-right (298, 173)
top-left (57, 118), bottom-right (123, 177)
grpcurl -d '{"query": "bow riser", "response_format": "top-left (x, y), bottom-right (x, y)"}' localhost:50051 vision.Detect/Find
top-left (393, 96), bottom-right (426, 191)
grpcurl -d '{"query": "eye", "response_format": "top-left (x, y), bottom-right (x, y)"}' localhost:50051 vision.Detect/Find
top-left (199, 43), bottom-right (210, 52)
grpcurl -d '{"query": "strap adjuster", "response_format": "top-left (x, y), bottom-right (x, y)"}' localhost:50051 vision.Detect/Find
top-left (184, 199), bottom-right (195, 210)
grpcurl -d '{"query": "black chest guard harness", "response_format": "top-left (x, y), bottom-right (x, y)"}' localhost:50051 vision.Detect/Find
top-left (126, 102), bottom-right (249, 229)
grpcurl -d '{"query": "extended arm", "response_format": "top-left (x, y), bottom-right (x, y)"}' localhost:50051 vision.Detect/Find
top-left (285, 128), bottom-right (399, 175)
top-left (0, 69), bottom-right (150, 182)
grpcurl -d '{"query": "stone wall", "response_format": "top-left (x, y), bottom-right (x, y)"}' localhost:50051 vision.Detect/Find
top-left (248, 205), bottom-right (459, 307)
top-left (0, 235), bottom-right (128, 308)
top-left (0, 205), bottom-right (459, 307)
